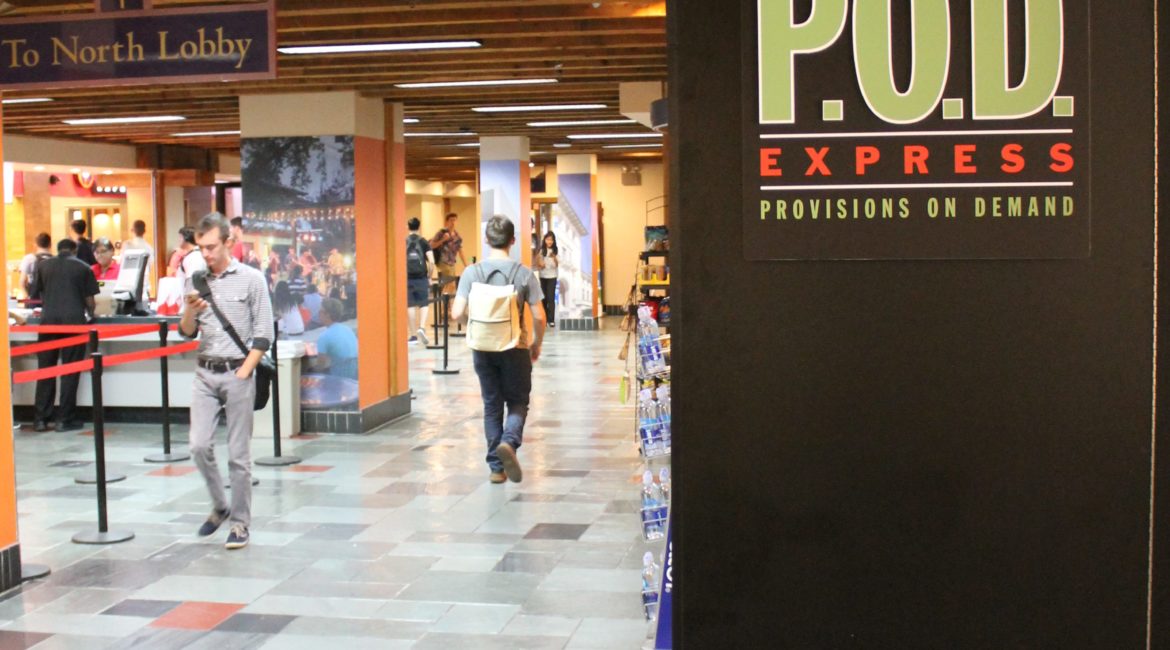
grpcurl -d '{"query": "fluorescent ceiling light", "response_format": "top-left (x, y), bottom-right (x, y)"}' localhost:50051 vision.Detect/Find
top-left (406, 132), bottom-right (478, 137)
top-left (568, 133), bottom-right (663, 140)
top-left (396, 78), bottom-right (557, 89)
top-left (279, 40), bottom-right (481, 55)
top-left (453, 143), bottom-right (481, 148)
top-left (528, 119), bottom-right (636, 127)
top-left (64, 116), bottom-right (185, 125)
top-left (2, 97), bottom-right (52, 105)
top-left (32, 165), bottom-right (45, 171)
top-left (603, 143), bottom-right (664, 149)
top-left (172, 130), bottom-right (240, 137)
top-left (403, 118), bottom-right (420, 124)
top-left (472, 103), bottom-right (607, 113)
top-left (553, 143), bottom-right (573, 148)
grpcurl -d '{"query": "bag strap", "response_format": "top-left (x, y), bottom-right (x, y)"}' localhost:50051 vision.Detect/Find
top-left (201, 284), bottom-right (251, 358)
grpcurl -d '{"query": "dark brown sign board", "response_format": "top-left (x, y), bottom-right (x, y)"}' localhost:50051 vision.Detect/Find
top-left (0, 0), bottom-right (274, 89)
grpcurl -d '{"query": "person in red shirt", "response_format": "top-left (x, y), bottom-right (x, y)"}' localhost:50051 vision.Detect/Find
top-left (230, 217), bottom-right (246, 262)
top-left (91, 238), bottom-right (120, 281)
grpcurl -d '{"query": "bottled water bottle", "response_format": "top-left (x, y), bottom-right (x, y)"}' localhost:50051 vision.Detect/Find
top-left (659, 467), bottom-right (671, 505)
top-left (656, 385), bottom-right (671, 452)
top-left (638, 389), bottom-right (661, 456)
top-left (642, 550), bottom-right (660, 621)
top-left (637, 306), bottom-right (665, 376)
top-left (641, 470), bottom-right (663, 539)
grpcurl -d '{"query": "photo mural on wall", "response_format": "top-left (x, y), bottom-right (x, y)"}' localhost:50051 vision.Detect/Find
top-left (241, 135), bottom-right (360, 414)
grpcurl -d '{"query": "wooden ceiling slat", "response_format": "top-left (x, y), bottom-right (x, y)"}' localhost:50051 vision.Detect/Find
top-left (0, 0), bottom-right (666, 178)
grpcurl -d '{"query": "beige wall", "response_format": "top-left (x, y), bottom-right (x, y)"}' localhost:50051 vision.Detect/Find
top-left (597, 162), bottom-right (665, 307)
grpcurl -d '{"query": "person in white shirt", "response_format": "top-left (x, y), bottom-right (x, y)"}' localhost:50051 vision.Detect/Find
top-left (174, 226), bottom-right (207, 292)
top-left (273, 280), bottom-right (305, 336)
top-left (121, 220), bottom-right (156, 296)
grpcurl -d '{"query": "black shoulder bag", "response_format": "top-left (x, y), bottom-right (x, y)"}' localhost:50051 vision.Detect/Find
top-left (193, 271), bottom-right (275, 410)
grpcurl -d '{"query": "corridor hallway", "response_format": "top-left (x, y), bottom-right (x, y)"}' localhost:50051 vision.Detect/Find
top-left (1, 326), bottom-right (651, 649)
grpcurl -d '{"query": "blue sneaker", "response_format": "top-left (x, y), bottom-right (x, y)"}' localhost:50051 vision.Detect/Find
top-left (197, 508), bottom-right (229, 537)
top-left (225, 524), bottom-right (249, 550)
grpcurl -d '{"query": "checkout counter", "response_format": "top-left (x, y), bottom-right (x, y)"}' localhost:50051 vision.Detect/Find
top-left (9, 252), bottom-right (306, 437)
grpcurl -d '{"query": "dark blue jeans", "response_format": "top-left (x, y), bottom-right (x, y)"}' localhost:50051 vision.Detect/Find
top-left (472, 348), bottom-right (533, 472)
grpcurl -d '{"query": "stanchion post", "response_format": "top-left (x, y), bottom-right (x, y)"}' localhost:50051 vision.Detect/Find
top-left (433, 294), bottom-right (460, 376)
top-left (427, 281), bottom-right (443, 350)
top-left (76, 330), bottom-right (126, 485)
top-left (256, 320), bottom-right (301, 467)
top-left (72, 351), bottom-right (133, 545)
top-left (145, 320), bottom-right (189, 463)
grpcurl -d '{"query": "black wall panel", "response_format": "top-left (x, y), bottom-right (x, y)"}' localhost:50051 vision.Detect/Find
top-left (670, 1), bottom-right (1161, 647)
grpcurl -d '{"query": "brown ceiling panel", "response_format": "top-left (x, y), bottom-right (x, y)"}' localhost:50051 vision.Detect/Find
top-left (0, 0), bottom-right (666, 180)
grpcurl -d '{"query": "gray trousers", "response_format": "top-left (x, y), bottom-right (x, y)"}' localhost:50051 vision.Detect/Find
top-left (189, 366), bottom-right (255, 527)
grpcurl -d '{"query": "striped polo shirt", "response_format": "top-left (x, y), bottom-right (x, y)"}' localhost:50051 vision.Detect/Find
top-left (183, 259), bottom-right (275, 359)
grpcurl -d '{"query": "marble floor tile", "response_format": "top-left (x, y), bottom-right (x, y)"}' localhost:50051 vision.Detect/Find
top-left (10, 326), bottom-right (652, 648)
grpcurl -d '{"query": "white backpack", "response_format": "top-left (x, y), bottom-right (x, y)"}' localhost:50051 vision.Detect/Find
top-left (466, 263), bottom-right (525, 352)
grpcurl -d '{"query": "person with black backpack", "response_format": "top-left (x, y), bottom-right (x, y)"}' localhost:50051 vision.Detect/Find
top-left (450, 216), bottom-right (547, 484)
top-left (19, 232), bottom-right (53, 302)
top-left (405, 217), bottom-right (434, 345)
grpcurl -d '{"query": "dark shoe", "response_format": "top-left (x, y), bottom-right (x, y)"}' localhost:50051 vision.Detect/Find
top-left (197, 508), bottom-right (230, 537)
top-left (496, 442), bottom-right (522, 483)
top-left (30, 420), bottom-right (50, 432)
top-left (489, 471), bottom-right (507, 484)
top-left (225, 524), bottom-right (249, 550)
top-left (55, 420), bottom-right (84, 432)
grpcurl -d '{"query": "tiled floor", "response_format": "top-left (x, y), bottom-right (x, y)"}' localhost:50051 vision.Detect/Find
top-left (2, 325), bottom-right (656, 649)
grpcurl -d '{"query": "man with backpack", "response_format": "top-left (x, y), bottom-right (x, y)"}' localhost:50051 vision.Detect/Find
top-left (405, 217), bottom-right (433, 345)
top-left (450, 215), bottom-right (547, 484)
top-left (19, 232), bottom-right (53, 301)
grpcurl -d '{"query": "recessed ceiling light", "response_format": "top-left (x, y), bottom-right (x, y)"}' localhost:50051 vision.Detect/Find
top-left (396, 78), bottom-right (558, 89)
top-left (553, 143), bottom-right (573, 148)
top-left (568, 133), bottom-right (663, 140)
top-left (172, 130), bottom-right (240, 137)
top-left (64, 116), bottom-right (186, 125)
top-left (69, 168), bottom-right (80, 173)
top-left (453, 143), bottom-right (481, 148)
top-left (103, 170), bottom-right (113, 175)
top-left (279, 40), bottom-right (481, 55)
top-left (32, 165), bottom-right (45, 171)
top-left (471, 104), bottom-right (607, 113)
top-left (603, 143), bottom-right (665, 149)
top-left (527, 119), bottom-right (636, 127)
top-left (405, 132), bottom-right (478, 137)
top-left (403, 118), bottom-right (420, 124)
top-left (2, 97), bottom-right (52, 105)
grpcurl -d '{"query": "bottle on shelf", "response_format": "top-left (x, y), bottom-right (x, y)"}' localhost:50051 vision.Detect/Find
top-left (638, 388), bottom-right (664, 457)
top-left (659, 467), bottom-right (671, 505)
top-left (642, 550), bottom-right (661, 621)
top-left (656, 384), bottom-right (671, 452)
top-left (637, 306), bottom-right (667, 376)
top-left (641, 470), bottom-right (665, 540)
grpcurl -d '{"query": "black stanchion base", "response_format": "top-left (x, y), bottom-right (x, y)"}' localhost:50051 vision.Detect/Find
top-left (426, 345), bottom-right (444, 350)
top-left (256, 456), bottom-right (302, 467)
top-left (21, 564), bottom-right (50, 582)
top-left (449, 333), bottom-right (466, 338)
top-left (433, 369), bottom-right (461, 375)
top-left (225, 478), bottom-right (261, 488)
top-left (75, 473), bottom-right (126, 485)
top-left (144, 452), bottom-right (190, 463)
top-left (72, 530), bottom-right (134, 545)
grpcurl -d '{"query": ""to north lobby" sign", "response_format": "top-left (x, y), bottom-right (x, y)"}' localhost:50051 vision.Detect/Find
top-left (743, 0), bottom-right (1091, 260)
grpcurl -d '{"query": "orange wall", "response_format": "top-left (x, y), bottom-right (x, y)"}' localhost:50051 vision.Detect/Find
top-left (0, 106), bottom-right (19, 550)
top-left (388, 140), bottom-right (408, 394)
top-left (355, 136), bottom-right (390, 409)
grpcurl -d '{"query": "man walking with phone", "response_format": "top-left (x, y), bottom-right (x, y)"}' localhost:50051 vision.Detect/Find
top-left (179, 212), bottom-right (274, 549)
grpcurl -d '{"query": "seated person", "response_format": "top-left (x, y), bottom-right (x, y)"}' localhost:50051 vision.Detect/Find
top-left (92, 237), bottom-right (120, 280)
top-left (301, 283), bottom-right (323, 327)
top-left (273, 280), bottom-right (305, 337)
top-left (312, 298), bottom-right (358, 379)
